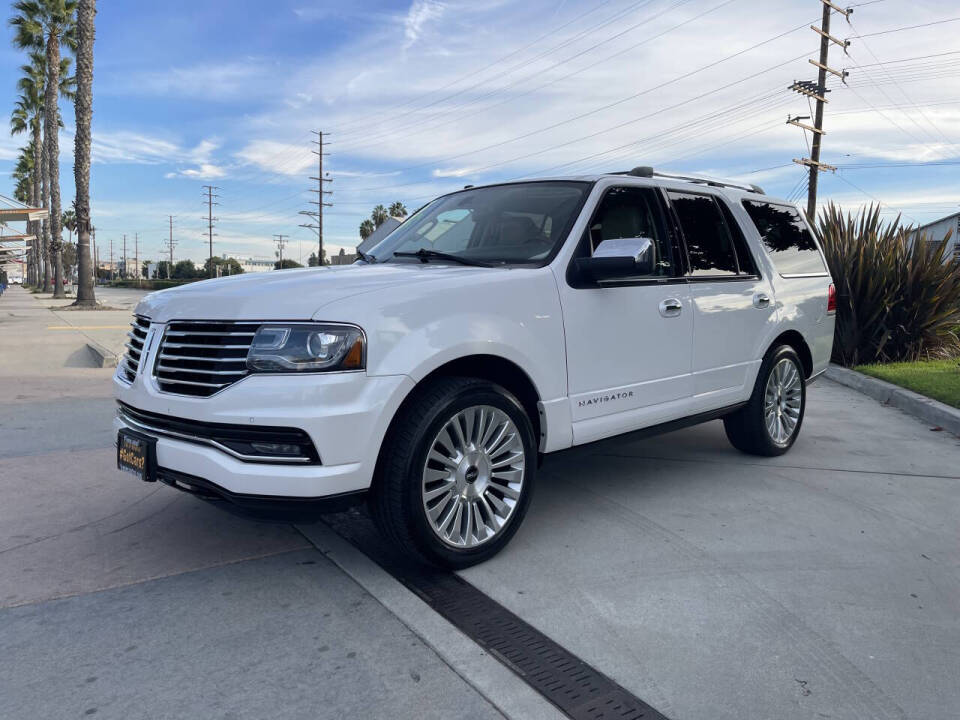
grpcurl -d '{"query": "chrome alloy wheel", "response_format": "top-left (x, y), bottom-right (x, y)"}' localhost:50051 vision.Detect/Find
top-left (421, 405), bottom-right (526, 548)
top-left (764, 358), bottom-right (803, 444)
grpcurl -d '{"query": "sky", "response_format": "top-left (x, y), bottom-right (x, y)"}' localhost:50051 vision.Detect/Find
top-left (1, 0), bottom-right (958, 266)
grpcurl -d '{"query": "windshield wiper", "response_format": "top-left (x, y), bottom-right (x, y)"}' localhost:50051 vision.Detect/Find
top-left (392, 249), bottom-right (495, 267)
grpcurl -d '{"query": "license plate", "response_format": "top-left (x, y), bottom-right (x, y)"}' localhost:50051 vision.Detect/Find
top-left (117, 429), bottom-right (157, 482)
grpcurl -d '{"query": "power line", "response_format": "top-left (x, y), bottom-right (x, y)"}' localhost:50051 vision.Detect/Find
top-left (853, 16), bottom-right (960, 39)
top-left (843, 19), bottom-right (957, 148)
top-left (332, 0), bottom-right (657, 141)
top-left (525, 87), bottom-right (791, 177)
top-left (346, 40), bottom-right (818, 196)
top-left (836, 160), bottom-right (960, 169)
top-left (851, 49), bottom-right (960, 67)
top-left (830, 172), bottom-right (918, 223)
top-left (335, 0), bottom-right (708, 152)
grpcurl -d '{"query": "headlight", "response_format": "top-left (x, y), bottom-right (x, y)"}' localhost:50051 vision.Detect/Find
top-left (246, 323), bottom-right (364, 373)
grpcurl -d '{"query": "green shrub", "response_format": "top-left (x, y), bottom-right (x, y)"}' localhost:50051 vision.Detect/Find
top-left (817, 203), bottom-right (960, 366)
top-left (108, 278), bottom-right (199, 290)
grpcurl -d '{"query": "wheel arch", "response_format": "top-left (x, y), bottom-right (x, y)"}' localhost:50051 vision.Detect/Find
top-left (372, 354), bottom-right (544, 486)
top-left (770, 329), bottom-right (813, 378)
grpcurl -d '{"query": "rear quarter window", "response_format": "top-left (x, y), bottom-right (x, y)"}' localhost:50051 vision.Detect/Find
top-left (742, 201), bottom-right (828, 276)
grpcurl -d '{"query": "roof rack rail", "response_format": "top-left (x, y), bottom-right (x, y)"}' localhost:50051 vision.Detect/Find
top-left (612, 166), bottom-right (765, 195)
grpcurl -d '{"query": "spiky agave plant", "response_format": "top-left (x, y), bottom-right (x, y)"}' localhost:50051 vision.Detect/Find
top-left (817, 203), bottom-right (960, 366)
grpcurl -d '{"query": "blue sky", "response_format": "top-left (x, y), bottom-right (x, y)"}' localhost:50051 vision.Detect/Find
top-left (1, 0), bottom-right (958, 265)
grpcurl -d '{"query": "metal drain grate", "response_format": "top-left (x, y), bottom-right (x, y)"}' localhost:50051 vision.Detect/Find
top-left (323, 512), bottom-right (670, 720)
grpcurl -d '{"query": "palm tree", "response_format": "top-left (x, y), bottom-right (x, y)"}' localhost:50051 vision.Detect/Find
top-left (12, 144), bottom-right (34, 202)
top-left (359, 219), bottom-right (375, 240)
top-left (61, 208), bottom-right (75, 243)
top-left (11, 0), bottom-right (78, 298)
top-left (389, 201), bottom-right (408, 219)
top-left (371, 204), bottom-right (388, 229)
top-left (10, 145), bottom-right (35, 282)
top-left (10, 54), bottom-right (44, 287)
top-left (11, 51), bottom-right (68, 289)
top-left (72, 0), bottom-right (94, 306)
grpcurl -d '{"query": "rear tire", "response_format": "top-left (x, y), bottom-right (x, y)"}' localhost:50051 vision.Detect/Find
top-left (369, 376), bottom-right (536, 568)
top-left (723, 345), bottom-right (806, 456)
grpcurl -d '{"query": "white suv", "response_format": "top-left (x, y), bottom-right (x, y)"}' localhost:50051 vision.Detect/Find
top-left (114, 167), bottom-right (835, 567)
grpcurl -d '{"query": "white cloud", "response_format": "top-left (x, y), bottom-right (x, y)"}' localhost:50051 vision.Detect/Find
top-left (175, 163), bottom-right (227, 180)
top-left (234, 140), bottom-right (314, 176)
top-left (403, 0), bottom-right (445, 49)
top-left (432, 166), bottom-right (477, 178)
top-left (106, 60), bottom-right (271, 101)
top-left (285, 92), bottom-right (314, 110)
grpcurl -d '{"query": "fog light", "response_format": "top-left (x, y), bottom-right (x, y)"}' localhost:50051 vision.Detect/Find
top-left (250, 442), bottom-right (303, 456)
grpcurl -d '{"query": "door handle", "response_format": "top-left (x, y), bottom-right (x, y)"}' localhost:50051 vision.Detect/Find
top-left (753, 293), bottom-right (771, 309)
top-left (659, 298), bottom-right (683, 318)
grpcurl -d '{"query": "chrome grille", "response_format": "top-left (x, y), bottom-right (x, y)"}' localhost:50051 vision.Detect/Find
top-left (122, 316), bottom-right (150, 382)
top-left (154, 321), bottom-right (259, 397)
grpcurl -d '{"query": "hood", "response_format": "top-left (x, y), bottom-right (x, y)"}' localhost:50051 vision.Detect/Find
top-left (135, 263), bottom-right (499, 322)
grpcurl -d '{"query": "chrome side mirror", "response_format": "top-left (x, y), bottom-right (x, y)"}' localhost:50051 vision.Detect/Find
top-left (575, 237), bottom-right (656, 282)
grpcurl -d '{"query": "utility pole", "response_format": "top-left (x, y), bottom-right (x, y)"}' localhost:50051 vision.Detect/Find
top-left (274, 234), bottom-right (288, 270)
top-left (109, 237), bottom-right (113, 282)
top-left (134, 232), bottom-right (140, 285)
top-left (789, 0), bottom-right (851, 220)
top-left (299, 130), bottom-right (332, 266)
top-left (163, 215), bottom-right (177, 279)
top-left (202, 185), bottom-right (220, 278)
top-left (122, 234), bottom-right (127, 279)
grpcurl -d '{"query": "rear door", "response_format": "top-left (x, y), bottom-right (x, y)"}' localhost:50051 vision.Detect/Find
top-left (665, 190), bottom-right (777, 409)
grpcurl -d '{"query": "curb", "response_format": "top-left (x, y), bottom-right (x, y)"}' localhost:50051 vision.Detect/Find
top-left (296, 522), bottom-right (564, 720)
top-left (85, 341), bottom-right (118, 368)
top-left (824, 364), bottom-right (960, 436)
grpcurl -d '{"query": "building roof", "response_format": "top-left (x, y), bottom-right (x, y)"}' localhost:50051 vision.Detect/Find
top-left (0, 194), bottom-right (48, 223)
top-left (913, 211), bottom-right (959, 233)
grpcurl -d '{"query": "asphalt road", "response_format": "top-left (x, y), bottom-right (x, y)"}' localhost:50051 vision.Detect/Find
top-left (2, 284), bottom-right (959, 720)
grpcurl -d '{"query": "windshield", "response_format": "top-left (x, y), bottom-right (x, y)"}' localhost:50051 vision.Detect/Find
top-left (369, 181), bottom-right (590, 266)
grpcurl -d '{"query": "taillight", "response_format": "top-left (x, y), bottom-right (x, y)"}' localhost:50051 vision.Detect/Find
top-left (827, 283), bottom-right (837, 314)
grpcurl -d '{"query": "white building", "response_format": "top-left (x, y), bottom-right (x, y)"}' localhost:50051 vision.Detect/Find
top-left (912, 211), bottom-right (959, 260)
top-left (239, 257), bottom-right (275, 273)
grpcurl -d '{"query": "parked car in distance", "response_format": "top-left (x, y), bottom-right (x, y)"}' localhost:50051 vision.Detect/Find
top-left (114, 166), bottom-right (835, 567)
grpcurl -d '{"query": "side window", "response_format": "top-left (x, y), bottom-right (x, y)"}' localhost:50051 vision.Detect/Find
top-left (743, 201), bottom-right (828, 276)
top-left (667, 191), bottom-right (740, 277)
top-left (585, 186), bottom-right (675, 277)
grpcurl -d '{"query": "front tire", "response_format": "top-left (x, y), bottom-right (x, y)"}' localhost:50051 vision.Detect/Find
top-left (723, 345), bottom-right (806, 456)
top-left (369, 377), bottom-right (536, 568)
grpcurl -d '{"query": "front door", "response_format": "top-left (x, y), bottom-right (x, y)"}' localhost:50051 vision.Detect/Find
top-left (556, 185), bottom-right (694, 445)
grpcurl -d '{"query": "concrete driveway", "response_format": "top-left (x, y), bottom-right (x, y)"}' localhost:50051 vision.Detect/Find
top-left (459, 382), bottom-right (960, 719)
top-left (1, 284), bottom-right (958, 720)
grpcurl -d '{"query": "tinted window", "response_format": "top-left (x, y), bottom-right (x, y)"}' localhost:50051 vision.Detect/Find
top-left (668, 192), bottom-right (738, 276)
top-left (743, 201), bottom-right (827, 276)
top-left (585, 186), bottom-right (675, 278)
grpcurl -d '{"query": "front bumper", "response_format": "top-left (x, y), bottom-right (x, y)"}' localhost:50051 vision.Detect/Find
top-left (114, 363), bottom-right (414, 500)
